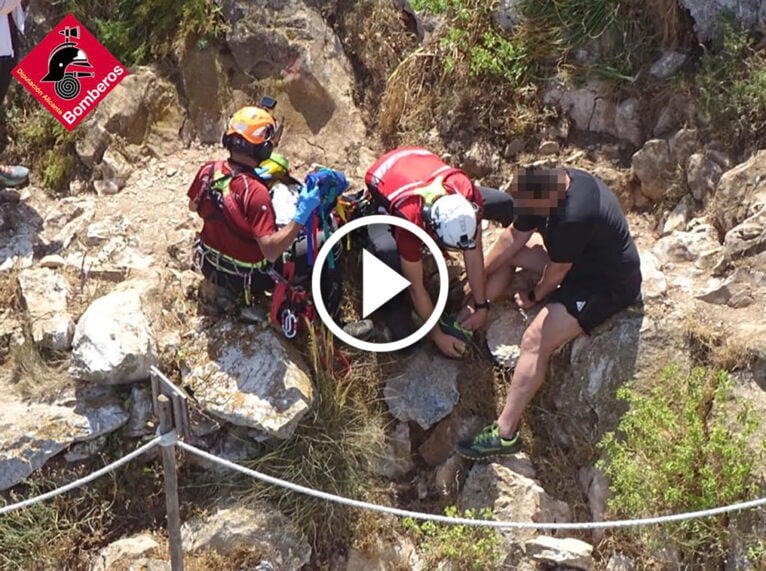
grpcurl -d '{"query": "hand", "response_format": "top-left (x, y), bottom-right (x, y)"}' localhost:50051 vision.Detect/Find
top-left (460, 306), bottom-right (488, 330)
top-left (514, 290), bottom-right (536, 310)
top-left (293, 182), bottom-right (321, 226)
top-left (432, 329), bottom-right (466, 359)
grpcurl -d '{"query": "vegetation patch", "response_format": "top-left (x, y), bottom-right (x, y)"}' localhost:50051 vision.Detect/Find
top-left (403, 506), bottom-right (503, 570)
top-left (695, 16), bottom-right (766, 156)
top-left (598, 365), bottom-right (761, 567)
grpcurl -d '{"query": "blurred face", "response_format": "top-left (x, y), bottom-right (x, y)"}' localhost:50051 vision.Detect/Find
top-left (511, 168), bottom-right (569, 215)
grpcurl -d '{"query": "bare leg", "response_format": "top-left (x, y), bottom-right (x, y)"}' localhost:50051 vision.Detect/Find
top-left (496, 302), bottom-right (584, 438)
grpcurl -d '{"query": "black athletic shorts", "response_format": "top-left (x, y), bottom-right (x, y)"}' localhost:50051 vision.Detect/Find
top-left (548, 272), bottom-right (642, 335)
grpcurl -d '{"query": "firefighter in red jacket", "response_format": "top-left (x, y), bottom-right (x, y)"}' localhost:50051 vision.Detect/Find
top-left (364, 147), bottom-right (514, 357)
top-left (187, 105), bottom-right (334, 313)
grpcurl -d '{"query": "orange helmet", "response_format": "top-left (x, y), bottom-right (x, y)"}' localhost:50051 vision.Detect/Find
top-left (225, 106), bottom-right (276, 145)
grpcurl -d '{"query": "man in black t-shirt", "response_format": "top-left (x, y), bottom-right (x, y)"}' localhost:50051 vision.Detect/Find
top-left (458, 166), bottom-right (642, 460)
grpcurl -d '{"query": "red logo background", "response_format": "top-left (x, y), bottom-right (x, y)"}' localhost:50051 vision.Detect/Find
top-left (12, 14), bottom-right (128, 130)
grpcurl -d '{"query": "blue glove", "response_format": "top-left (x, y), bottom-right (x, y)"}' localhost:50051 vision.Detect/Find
top-left (293, 181), bottom-right (321, 226)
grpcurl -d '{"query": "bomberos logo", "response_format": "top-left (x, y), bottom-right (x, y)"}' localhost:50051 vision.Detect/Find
top-left (12, 14), bottom-right (128, 130)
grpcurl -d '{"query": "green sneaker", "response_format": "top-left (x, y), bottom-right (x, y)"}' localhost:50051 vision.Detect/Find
top-left (456, 423), bottom-right (522, 460)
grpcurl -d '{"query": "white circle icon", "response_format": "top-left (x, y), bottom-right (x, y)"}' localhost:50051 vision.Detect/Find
top-left (311, 214), bottom-right (449, 352)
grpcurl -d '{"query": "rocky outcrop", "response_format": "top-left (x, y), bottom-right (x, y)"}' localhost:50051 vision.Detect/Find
top-left (486, 306), bottom-right (542, 369)
top-left (652, 220), bottom-right (723, 271)
top-left (181, 323), bottom-right (314, 439)
top-left (374, 422), bottom-right (415, 479)
top-left (90, 534), bottom-right (160, 571)
top-left (0, 386), bottom-right (129, 490)
top-left (219, 0), bottom-right (366, 171)
top-left (17, 268), bottom-right (75, 351)
top-left (383, 350), bottom-right (460, 430)
top-left (76, 67), bottom-right (186, 168)
top-left (544, 80), bottom-right (644, 147)
top-left (459, 461), bottom-right (571, 561)
top-left (714, 150), bottom-right (766, 233)
top-left (181, 504), bottom-right (311, 568)
top-left (69, 286), bottom-right (158, 384)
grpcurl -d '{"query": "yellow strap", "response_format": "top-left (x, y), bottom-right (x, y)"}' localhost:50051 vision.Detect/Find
top-left (414, 175), bottom-right (447, 205)
top-left (200, 242), bottom-right (268, 270)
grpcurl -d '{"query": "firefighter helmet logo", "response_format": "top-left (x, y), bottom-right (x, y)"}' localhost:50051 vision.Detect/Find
top-left (40, 26), bottom-right (94, 100)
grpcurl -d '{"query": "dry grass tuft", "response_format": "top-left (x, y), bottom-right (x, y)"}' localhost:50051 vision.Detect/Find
top-left (684, 316), bottom-right (755, 372)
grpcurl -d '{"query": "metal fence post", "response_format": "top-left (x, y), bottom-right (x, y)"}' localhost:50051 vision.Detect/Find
top-left (158, 394), bottom-right (184, 571)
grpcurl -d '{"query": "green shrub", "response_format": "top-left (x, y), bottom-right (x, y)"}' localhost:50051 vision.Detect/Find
top-left (597, 365), bottom-right (761, 566)
top-left (696, 16), bottom-right (766, 155)
top-left (51, 0), bottom-right (225, 65)
top-left (403, 506), bottom-right (503, 570)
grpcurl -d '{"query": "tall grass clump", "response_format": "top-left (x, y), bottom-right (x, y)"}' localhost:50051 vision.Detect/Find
top-left (597, 365), bottom-right (762, 566)
top-left (240, 326), bottom-right (388, 550)
top-left (0, 483), bottom-right (111, 569)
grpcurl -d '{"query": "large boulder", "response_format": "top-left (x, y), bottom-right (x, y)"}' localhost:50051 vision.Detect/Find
top-left (69, 286), bottom-right (158, 384)
top-left (181, 323), bottom-right (314, 439)
top-left (181, 504), bottom-right (311, 568)
top-left (652, 221), bottom-right (723, 270)
top-left (76, 66), bottom-right (185, 167)
top-left (219, 0), bottom-right (366, 171)
top-left (17, 268), bottom-right (75, 350)
top-left (178, 45), bottom-right (230, 144)
top-left (383, 350), bottom-right (460, 430)
top-left (631, 139), bottom-right (676, 201)
top-left (0, 386), bottom-right (129, 490)
top-left (713, 150), bottom-right (766, 233)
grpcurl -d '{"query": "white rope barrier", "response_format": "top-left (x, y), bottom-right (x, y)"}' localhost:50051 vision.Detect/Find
top-left (177, 440), bottom-right (766, 531)
top-left (0, 436), bottom-right (162, 516)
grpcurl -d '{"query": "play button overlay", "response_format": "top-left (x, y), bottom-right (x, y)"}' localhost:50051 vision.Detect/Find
top-left (312, 214), bottom-right (448, 353)
top-left (362, 249), bottom-right (411, 318)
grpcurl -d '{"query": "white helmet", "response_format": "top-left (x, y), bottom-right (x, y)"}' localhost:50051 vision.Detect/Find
top-left (427, 193), bottom-right (478, 249)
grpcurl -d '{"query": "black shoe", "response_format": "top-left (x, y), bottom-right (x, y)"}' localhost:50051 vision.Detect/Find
top-left (456, 423), bottom-right (523, 460)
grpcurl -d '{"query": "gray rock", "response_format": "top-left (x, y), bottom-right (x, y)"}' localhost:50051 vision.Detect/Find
top-left (653, 94), bottom-right (695, 137)
top-left (606, 553), bottom-right (637, 570)
top-left (649, 51), bottom-right (688, 79)
top-left (69, 287), bottom-right (157, 384)
top-left (90, 534), bottom-right (160, 571)
top-left (525, 536), bottom-right (594, 570)
top-left (721, 205), bottom-right (766, 265)
top-left (345, 536), bottom-right (421, 571)
top-left (669, 128), bottom-right (700, 168)
top-left (374, 422), bottom-right (414, 479)
top-left (181, 504), bottom-right (311, 569)
top-left (714, 150), bottom-right (766, 233)
top-left (639, 251), bottom-right (667, 299)
top-left (632, 139), bottom-right (675, 201)
top-left (64, 435), bottom-right (107, 462)
top-left (383, 351), bottom-right (460, 430)
top-left (614, 97), bottom-right (643, 147)
top-left (578, 465), bottom-right (611, 542)
top-left (182, 324), bottom-right (313, 439)
top-left (661, 196), bottom-right (692, 236)
top-left (492, 0), bottom-right (524, 32)
top-left (686, 152), bottom-right (723, 205)
top-left (179, 45), bottom-right (229, 144)
top-left (539, 140), bottom-right (560, 155)
top-left (544, 79), bottom-right (621, 141)
top-left (459, 462), bottom-right (571, 548)
top-left (462, 139), bottom-right (501, 178)
top-left (678, 0), bottom-right (766, 42)
top-left (653, 224), bottom-right (722, 269)
top-left (17, 268), bottom-right (75, 350)
top-left (0, 386), bottom-right (129, 490)
top-left (125, 385), bottom-right (154, 437)
top-left (100, 148), bottom-right (131, 188)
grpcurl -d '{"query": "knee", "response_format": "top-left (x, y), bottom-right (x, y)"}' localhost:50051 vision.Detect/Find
top-left (519, 324), bottom-right (556, 359)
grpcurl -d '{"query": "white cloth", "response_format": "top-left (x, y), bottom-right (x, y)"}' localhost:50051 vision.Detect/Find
top-left (0, 1), bottom-right (25, 58)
